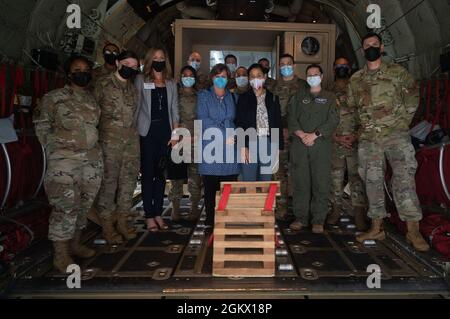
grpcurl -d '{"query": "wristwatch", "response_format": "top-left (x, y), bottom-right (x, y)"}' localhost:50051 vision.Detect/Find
top-left (315, 131), bottom-right (322, 137)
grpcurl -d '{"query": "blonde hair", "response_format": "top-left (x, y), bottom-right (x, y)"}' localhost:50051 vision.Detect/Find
top-left (143, 47), bottom-right (173, 81)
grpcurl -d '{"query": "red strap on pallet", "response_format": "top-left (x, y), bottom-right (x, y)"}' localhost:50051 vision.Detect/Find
top-left (217, 184), bottom-right (231, 211)
top-left (425, 80), bottom-right (432, 121)
top-left (0, 64), bottom-right (6, 118)
top-left (430, 80), bottom-right (442, 133)
top-left (264, 183), bottom-right (278, 211)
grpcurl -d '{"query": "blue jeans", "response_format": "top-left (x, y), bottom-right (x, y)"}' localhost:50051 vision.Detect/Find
top-left (241, 136), bottom-right (276, 182)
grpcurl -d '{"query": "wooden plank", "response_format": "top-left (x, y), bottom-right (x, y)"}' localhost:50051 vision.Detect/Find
top-left (219, 181), bottom-right (281, 196)
top-left (215, 208), bottom-right (274, 216)
top-left (214, 241), bottom-right (275, 248)
top-left (213, 268), bottom-right (275, 277)
top-left (214, 228), bottom-right (275, 235)
top-left (213, 254), bottom-right (275, 262)
top-left (215, 215), bottom-right (274, 223)
top-left (217, 196), bottom-right (268, 208)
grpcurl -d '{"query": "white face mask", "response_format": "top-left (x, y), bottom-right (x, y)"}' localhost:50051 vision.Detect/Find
top-left (307, 75), bottom-right (322, 88)
top-left (250, 78), bottom-right (265, 90)
top-left (189, 61), bottom-right (200, 70)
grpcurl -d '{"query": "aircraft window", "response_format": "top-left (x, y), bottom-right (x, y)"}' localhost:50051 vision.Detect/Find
top-left (301, 37), bottom-right (320, 56)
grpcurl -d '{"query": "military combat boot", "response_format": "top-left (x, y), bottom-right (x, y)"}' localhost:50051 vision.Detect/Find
top-left (289, 219), bottom-right (304, 231)
top-left (70, 230), bottom-right (96, 258)
top-left (100, 216), bottom-right (123, 245)
top-left (356, 218), bottom-right (385, 243)
top-left (188, 200), bottom-right (201, 221)
top-left (354, 206), bottom-right (368, 232)
top-left (406, 221), bottom-right (430, 252)
top-left (171, 201), bottom-right (182, 222)
top-left (312, 224), bottom-right (324, 234)
top-left (53, 240), bottom-right (74, 273)
top-left (327, 205), bottom-right (341, 225)
top-left (116, 213), bottom-right (137, 241)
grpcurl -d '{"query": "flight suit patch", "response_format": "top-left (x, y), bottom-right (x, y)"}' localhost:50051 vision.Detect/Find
top-left (315, 97), bottom-right (328, 104)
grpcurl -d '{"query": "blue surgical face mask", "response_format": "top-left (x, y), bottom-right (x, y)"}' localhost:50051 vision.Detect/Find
top-left (227, 63), bottom-right (237, 73)
top-left (181, 76), bottom-right (196, 88)
top-left (280, 65), bottom-right (294, 78)
top-left (307, 75), bottom-right (322, 88)
top-left (189, 61), bottom-right (200, 70)
top-left (236, 76), bottom-right (248, 87)
top-left (213, 76), bottom-right (228, 89)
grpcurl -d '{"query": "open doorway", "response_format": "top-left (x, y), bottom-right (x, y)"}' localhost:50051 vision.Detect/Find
top-left (174, 19), bottom-right (335, 87)
top-left (210, 50), bottom-right (275, 78)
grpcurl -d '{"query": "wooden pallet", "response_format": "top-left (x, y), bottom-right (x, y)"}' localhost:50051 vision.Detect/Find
top-left (213, 182), bottom-right (280, 277)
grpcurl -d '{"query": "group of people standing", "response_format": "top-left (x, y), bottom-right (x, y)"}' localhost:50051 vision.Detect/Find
top-left (34, 31), bottom-right (430, 274)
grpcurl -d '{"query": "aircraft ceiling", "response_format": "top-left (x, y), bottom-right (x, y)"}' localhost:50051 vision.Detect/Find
top-left (0, 0), bottom-right (449, 78)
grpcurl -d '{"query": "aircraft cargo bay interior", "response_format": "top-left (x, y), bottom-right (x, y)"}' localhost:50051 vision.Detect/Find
top-left (0, 0), bottom-right (450, 300)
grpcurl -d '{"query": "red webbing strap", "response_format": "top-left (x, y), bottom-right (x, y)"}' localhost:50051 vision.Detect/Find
top-left (32, 70), bottom-right (40, 108)
top-left (425, 80), bottom-right (432, 121)
top-left (12, 66), bottom-right (25, 128)
top-left (444, 78), bottom-right (450, 130)
top-left (417, 80), bottom-right (425, 124)
top-left (430, 80), bottom-right (442, 133)
top-left (41, 71), bottom-right (49, 96)
top-left (217, 184), bottom-right (231, 211)
top-left (0, 64), bottom-right (6, 118)
top-left (264, 183), bottom-right (278, 212)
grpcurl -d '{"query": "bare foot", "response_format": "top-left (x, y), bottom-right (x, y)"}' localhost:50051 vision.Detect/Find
top-left (155, 216), bottom-right (169, 230)
top-left (146, 218), bottom-right (159, 232)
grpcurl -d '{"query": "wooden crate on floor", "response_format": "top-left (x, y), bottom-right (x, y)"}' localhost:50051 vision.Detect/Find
top-left (213, 182), bottom-right (280, 277)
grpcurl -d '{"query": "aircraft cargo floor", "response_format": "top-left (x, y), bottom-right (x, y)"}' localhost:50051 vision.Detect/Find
top-left (4, 198), bottom-right (450, 299)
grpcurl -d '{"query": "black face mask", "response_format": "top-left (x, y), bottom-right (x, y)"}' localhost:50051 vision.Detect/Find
top-left (262, 67), bottom-right (270, 75)
top-left (364, 46), bottom-right (382, 62)
top-left (71, 72), bottom-right (92, 87)
top-left (152, 61), bottom-right (166, 72)
top-left (118, 65), bottom-right (139, 80)
top-left (104, 53), bottom-right (117, 65)
top-left (335, 67), bottom-right (350, 79)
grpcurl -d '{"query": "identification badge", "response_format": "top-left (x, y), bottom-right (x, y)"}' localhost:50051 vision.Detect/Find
top-left (144, 82), bottom-right (155, 90)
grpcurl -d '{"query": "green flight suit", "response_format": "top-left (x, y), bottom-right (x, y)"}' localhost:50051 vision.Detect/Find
top-left (288, 89), bottom-right (340, 226)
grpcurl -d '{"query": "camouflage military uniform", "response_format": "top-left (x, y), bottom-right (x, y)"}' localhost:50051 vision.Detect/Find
top-left (265, 77), bottom-right (276, 92)
top-left (92, 64), bottom-right (115, 82)
top-left (330, 79), bottom-right (366, 209)
top-left (168, 89), bottom-right (202, 205)
top-left (196, 72), bottom-right (210, 91)
top-left (347, 62), bottom-right (422, 221)
top-left (93, 73), bottom-right (140, 219)
top-left (34, 86), bottom-right (103, 241)
top-left (271, 76), bottom-right (308, 215)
